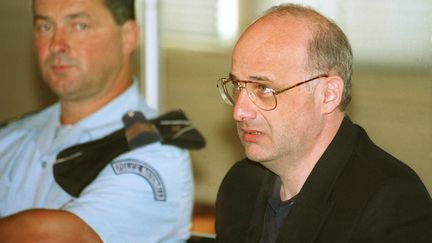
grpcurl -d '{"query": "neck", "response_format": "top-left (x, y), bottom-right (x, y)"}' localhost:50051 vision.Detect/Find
top-left (269, 113), bottom-right (344, 201)
top-left (60, 79), bottom-right (132, 125)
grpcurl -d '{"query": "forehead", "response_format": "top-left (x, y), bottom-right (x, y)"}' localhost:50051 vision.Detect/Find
top-left (33, 0), bottom-right (110, 19)
top-left (232, 15), bottom-right (311, 80)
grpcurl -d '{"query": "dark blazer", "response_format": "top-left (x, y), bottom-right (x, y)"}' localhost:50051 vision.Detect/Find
top-left (215, 117), bottom-right (432, 243)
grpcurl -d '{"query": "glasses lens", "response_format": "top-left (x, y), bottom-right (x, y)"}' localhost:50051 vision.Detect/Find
top-left (218, 78), bottom-right (235, 106)
top-left (247, 83), bottom-right (277, 111)
top-left (217, 78), bottom-right (277, 110)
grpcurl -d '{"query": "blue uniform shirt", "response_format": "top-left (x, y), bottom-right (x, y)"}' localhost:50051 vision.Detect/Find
top-left (0, 82), bottom-right (194, 243)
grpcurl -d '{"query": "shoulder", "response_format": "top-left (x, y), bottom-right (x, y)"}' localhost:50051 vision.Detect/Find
top-left (0, 105), bottom-right (58, 135)
top-left (119, 142), bottom-right (190, 165)
top-left (0, 110), bottom-right (39, 129)
top-left (336, 124), bottom-right (432, 228)
top-left (350, 159), bottom-right (432, 241)
top-left (217, 158), bottom-right (270, 205)
top-left (136, 94), bottom-right (158, 119)
top-left (333, 123), bottom-right (429, 203)
top-left (351, 124), bottom-right (426, 189)
top-left (111, 143), bottom-right (192, 192)
top-left (215, 159), bottom-right (271, 241)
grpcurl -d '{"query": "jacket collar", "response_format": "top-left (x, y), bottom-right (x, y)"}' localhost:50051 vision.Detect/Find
top-left (276, 116), bottom-right (359, 243)
top-left (244, 116), bottom-right (360, 243)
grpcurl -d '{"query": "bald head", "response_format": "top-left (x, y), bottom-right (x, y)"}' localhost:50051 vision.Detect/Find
top-left (232, 14), bottom-right (311, 89)
top-left (234, 4), bottom-right (353, 112)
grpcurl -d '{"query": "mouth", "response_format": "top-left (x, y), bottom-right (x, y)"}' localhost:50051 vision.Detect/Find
top-left (47, 55), bottom-right (75, 72)
top-left (50, 64), bottom-right (74, 73)
top-left (243, 130), bottom-right (261, 135)
top-left (239, 126), bottom-right (263, 143)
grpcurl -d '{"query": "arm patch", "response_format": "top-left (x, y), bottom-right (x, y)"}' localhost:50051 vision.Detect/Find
top-left (111, 159), bottom-right (167, 201)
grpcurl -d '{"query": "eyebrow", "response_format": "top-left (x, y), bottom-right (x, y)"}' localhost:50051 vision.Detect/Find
top-left (229, 73), bottom-right (273, 83)
top-left (66, 12), bottom-right (91, 20)
top-left (33, 14), bottom-right (50, 23)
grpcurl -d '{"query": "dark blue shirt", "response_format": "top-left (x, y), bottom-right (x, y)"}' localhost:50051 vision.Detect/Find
top-left (260, 177), bottom-right (296, 243)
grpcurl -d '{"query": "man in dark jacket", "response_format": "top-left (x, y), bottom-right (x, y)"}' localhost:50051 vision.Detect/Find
top-left (215, 3), bottom-right (432, 243)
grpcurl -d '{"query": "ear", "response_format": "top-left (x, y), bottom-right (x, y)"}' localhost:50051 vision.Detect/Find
top-left (121, 20), bottom-right (139, 55)
top-left (320, 76), bottom-right (344, 114)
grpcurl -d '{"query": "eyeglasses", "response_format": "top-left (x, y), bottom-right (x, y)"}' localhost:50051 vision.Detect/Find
top-left (217, 74), bottom-right (328, 111)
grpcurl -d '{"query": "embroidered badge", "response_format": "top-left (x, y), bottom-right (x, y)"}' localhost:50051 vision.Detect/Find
top-left (111, 159), bottom-right (166, 201)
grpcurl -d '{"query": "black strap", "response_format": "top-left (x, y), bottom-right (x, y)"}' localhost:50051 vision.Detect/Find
top-left (53, 110), bottom-right (205, 197)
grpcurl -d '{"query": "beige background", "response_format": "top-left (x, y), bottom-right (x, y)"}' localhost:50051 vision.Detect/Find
top-left (1, 2), bottom-right (431, 205)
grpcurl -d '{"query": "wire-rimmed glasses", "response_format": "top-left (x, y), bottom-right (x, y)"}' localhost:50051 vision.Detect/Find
top-left (217, 74), bottom-right (328, 111)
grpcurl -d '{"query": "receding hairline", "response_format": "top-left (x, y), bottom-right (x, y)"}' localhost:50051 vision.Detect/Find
top-left (263, 4), bottom-right (334, 37)
top-left (257, 4), bottom-right (354, 111)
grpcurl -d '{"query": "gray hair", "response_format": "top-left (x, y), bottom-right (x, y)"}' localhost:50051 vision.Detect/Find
top-left (265, 4), bottom-right (353, 112)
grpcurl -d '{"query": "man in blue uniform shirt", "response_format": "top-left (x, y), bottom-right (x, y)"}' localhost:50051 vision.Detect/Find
top-left (0, 0), bottom-right (193, 242)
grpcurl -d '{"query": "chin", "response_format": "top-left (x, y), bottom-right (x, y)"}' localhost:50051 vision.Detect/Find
top-left (45, 79), bottom-right (77, 95)
top-left (244, 146), bottom-right (271, 162)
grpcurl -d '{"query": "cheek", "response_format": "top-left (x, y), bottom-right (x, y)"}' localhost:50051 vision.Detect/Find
top-left (269, 114), bottom-right (289, 137)
top-left (76, 37), bottom-right (122, 67)
top-left (34, 40), bottom-right (49, 62)
top-left (266, 103), bottom-right (300, 134)
top-left (73, 42), bottom-right (104, 69)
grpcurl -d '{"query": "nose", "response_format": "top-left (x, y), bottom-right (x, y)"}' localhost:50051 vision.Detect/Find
top-left (233, 88), bottom-right (257, 122)
top-left (50, 28), bottom-right (69, 54)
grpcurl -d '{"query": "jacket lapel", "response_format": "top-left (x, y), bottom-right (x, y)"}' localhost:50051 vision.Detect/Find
top-left (246, 170), bottom-right (276, 243)
top-left (276, 116), bottom-right (359, 243)
top-left (276, 197), bottom-right (335, 243)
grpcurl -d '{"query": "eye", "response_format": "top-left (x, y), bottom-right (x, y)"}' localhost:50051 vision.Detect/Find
top-left (227, 81), bottom-right (241, 96)
top-left (35, 22), bottom-right (53, 33)
top-left (74, 22), bottom-right (88, 31)
top-left (255, 84), bottom-right (274, 97)
top-left (232, 81), bottom-right (242, 90)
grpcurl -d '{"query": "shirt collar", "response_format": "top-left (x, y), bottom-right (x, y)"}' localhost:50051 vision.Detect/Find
top-left (267, 177), bottom-right (296, 213)
top-left (75, 81), bottom-right (140, 132)
top-left (35, 81), bottom-right (141, 156)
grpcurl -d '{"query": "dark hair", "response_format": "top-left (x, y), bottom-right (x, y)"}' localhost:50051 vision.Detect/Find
top-left (32, 0), bottom-right (136, 26)
top-left (103, 0), bottom-right (136, 25)
top-left (265, 4), bottom-right (353, 112)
